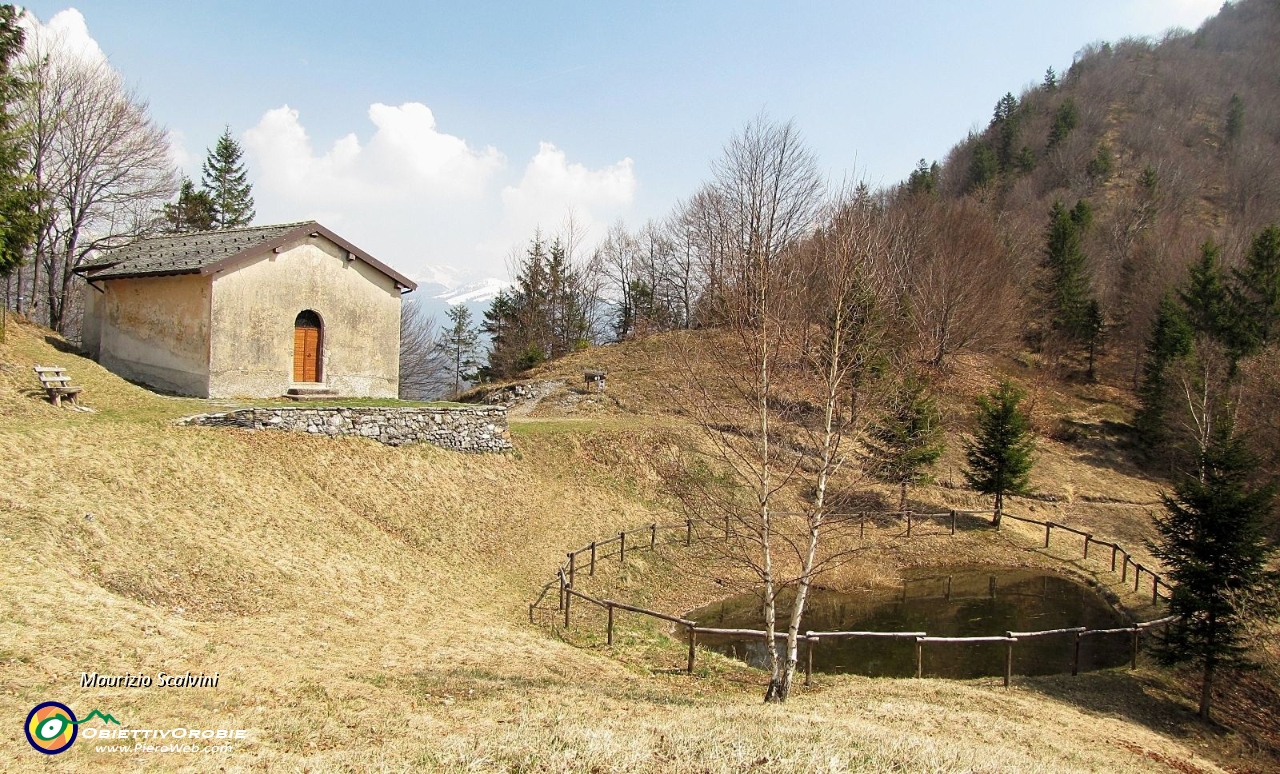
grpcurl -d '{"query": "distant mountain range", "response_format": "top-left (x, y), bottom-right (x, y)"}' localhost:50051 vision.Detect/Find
top-left (404, 267), bottom-right (512, 328)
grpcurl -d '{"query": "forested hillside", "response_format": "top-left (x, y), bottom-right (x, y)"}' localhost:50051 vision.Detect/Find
top-left (920, 0), bottom-right (1280, 378)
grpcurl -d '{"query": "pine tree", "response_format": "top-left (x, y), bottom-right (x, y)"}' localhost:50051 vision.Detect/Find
top-left (0, 6), bottom-right (39, 343)
top-left (863, 374), bottom-right (945, 512)
top-left (1151, 422), bottom-right (1277, 720)
top-left (200, 126), bottom-right (255, 229)
top-left (1043, 67), bottom-right (1058, 91)
top-left (437, 304), bottom-right (479, 398)
top-left (964, 380), bottom-right (1035, 527)
top-left (1133, 294), bottom-right (1194, 452)
top-left (162, 177), bottom-right (217, 233)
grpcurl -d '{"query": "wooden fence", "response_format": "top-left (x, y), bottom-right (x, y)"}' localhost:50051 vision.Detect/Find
top-left (530, 508), bottom-right (1177, 686)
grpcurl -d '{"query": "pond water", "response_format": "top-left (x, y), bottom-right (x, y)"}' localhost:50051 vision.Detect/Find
top-left (686, 567), bottom-right (1132, 678)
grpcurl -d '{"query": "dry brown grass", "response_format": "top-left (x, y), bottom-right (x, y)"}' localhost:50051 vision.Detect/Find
top-left (0, 319), bottom-right (1271, 772)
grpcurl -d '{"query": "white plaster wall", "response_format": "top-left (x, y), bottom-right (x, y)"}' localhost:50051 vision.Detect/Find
top-left (207, 235), bottom-right (402, 398)
top-left (80, 282), bottom-right (103, 359)
top-left (97, 274), bottom-right (212, 396)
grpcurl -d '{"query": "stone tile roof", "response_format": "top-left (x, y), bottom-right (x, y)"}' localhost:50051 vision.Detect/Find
top-left (77, 221), bottom-right (416, 291)
top-left (79, 221), bottom-right (312, 280)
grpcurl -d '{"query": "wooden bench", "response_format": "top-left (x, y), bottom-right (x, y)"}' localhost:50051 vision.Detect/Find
top-left (33, 366), bottom-right (84, 407)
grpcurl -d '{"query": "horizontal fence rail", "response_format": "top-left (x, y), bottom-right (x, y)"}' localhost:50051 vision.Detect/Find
top-left (531, 508), bottom-right (1178, 686)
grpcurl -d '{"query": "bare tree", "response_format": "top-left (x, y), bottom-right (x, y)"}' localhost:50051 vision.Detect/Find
top-left (902, 198), bottom-right (1021, 367)
top-left (20, 42), bottom-right (176, 333)
top-left (399, 302), bottom-right (450, 400)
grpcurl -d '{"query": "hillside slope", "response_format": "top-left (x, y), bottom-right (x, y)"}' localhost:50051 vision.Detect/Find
top-left (0, 318), bottom-right (1268, 772)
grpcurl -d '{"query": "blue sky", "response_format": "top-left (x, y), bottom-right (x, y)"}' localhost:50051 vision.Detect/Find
top-left (21, 1), bottom-right (1222, 285)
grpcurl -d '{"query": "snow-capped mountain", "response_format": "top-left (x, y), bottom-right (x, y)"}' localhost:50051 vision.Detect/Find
top-left (405, 266), bottom-right (511, 327)
top-left (433, 277), bottom-right (511, 306)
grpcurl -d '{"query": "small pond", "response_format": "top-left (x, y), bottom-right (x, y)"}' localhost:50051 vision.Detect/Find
top-left (686, 567), bottom-right (1132, 678)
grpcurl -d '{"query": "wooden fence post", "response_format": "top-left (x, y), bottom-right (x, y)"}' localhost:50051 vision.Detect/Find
top-left (568, 552), bottom-right (576, 588)
top-left (1134, 564), bottom-right (1142, 592)
top-left (804, 635), bottom-right (814, 686)
top-left (915, 638), bottom-right (923, 678)
top-left (1071, 631), bottom-right (1081, 676)
top-left (1111, 544), bottom-right (1118, 572)
top-left (945, 575), bottom-right (953, 601)
top-left (685, 518), bottom-right (692, 547)
top-left (606, 603), bottom-right (614, 646)
top-left (687, 626), bottom-right (697, 674)
top-left (906, 510), bottom-right (913, 538)
top-left (1152, 577), bottom-right (1160, 605)
top-left (1130, 628), bottom-right (1139, 669)
top-left (1005, 638), bottom-right (1014, 688)
top-left (558, 570), bottom-right (566, 611)
top-left (650, 523), bottom-right (657, 551)
top-left (859, 518), bottom-right (865, 540)
top-left (589, 542), bottom-right (597, 576)
top-left (619, 531), bottom-right (626, 564)
top-left (564, 586), bottom-right (572, 628)
top-left (1044, 522), bottom-right (1052, 548)
top-left (1084, 534), bottom-right (1092, 560)
top-left (950, 509), bottom-right (957, 536)
top-left (1121, 554), bottom-right (1129, 583)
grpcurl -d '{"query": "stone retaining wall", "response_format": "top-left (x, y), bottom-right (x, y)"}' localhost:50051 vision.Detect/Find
top-left (178, 405), bottom-right (511, 452)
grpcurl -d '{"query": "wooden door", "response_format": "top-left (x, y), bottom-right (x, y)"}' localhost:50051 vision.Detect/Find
top-left (293, 312), bottom-right (321, 382)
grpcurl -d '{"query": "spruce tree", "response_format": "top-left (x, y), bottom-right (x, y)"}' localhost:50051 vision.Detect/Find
top-left (1086, 143), bottom-right (1113, 181)
top-left (201, 126), bottom-right (255, 229)
top-left (967, 142), bottom-right (998, 191)
top-left (964, 380), bottom-right (1035, 527)
top-left (991, 93), bottom-right (1021, 170)
top-left (1133, 294), bottom-right (1193, 452)
top-left (437, 304), bottom-right (479, 398)
top-left (1229, 225), bottom-right (1280, 357)
top-left (1042, 199), bottom-right (1099, 352)
top-left (1179, 239), bottom-right (1231, 342)
top-left (864, 374), bottom-right (945, 512)
top-left (1048, 98), bottom-right (1079, 148)
top-left (162, 177), bottom-right (217, 233)
top-left (906, 159), bottom-right (937, 196)
top-left (1043, 67), bottom-right (1058, 91)
top-left (1151, 422), bottom-right (1277, 720)
top-left (1225, 93), bottom-right (1244, 146)
top-left (0, 6), bottom-right (39, 343)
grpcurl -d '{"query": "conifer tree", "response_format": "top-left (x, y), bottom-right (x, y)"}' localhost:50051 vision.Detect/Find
top-left (1225, 93), bottom-right (1244, 146)
top-left (1229, 225), bottom-right (1280, 357)
top-left (1133, 294), bottom-right (1193, 452)
top-left (964, 380), bottom-right (1035, 527)
top-left (864, 374), bottom-right (945, 512)
top-left (967, 142), bottom-right (998, 191)
top-left (1043, 67), bottom-right (1058, 91)
top-left (1048, 98), bottom-right (1079, 148)
top-left (437, 304), bottom-right (479, 398)
top-left (0, 6), bottom-right (39, 342)
top-left (906, 159), bottom-right (938, 196)
top-left (1179, 239), bottom-right (1231, 342)
top-left (1041, 199), bottom-right (1099, 352)
top-left (1086, 143), bottom-right (1113, 181)
top-left (991, 93), bottom-right (1021, 171)
top-left (1151, 422), bottom-right (1277, 721)
top-left (201, 126), bottom-right (255, 229)
top-left (162, 177), bottom-right (216, 233)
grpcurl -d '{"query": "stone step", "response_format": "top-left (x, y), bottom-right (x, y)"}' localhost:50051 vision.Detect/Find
top-left (285, 385), bottom-right (338, 400)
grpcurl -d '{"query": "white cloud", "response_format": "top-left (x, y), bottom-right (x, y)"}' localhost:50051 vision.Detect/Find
top-left (495, 142), bottom-right (636, 257)
top-left (18, 8), bottom-right (105, 62)
top-left (244, 106), bottom-right (637, 280)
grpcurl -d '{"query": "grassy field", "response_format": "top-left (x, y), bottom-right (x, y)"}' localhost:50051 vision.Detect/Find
top-left (1, 317), bottom-right (1275, 772)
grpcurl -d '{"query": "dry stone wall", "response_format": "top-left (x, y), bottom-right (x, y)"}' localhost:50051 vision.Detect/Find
top-left (179, 405), bottom-right (511, 451)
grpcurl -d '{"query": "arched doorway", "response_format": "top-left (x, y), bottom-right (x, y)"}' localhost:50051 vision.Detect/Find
top-left (293, 310), bottom-right (323, 383)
